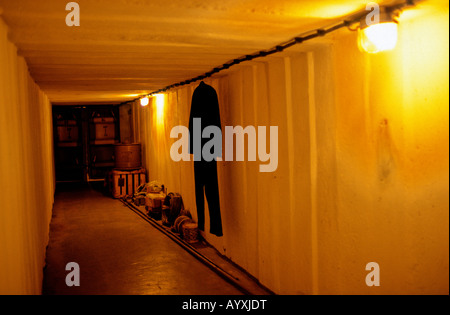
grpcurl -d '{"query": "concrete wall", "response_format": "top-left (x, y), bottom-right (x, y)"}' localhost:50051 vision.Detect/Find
top-left (132, 0), bottom-right (448, 295)
top-left (0, 18), bottom-right (55, 294)
top-left (321, 1), bottom-right (449, 295)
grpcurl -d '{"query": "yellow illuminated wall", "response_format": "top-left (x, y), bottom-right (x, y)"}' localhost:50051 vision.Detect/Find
top-left (134, 0), bottom-right (448, 295)
top-left (0, 18), bottom-right (55, 294)
top-left (329, 0), bottom-right (449, 294)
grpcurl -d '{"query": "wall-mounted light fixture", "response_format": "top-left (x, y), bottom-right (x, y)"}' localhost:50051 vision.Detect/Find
top-left (358, 7), bottom-right (400, 54)
top-left (140, 96), bottom-right (149, 106)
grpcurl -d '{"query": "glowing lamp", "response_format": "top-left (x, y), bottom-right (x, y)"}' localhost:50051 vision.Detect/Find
top-left (359, 8), bottom-right (399, 53)
top-left (140, 96), bottom-right (149, 106)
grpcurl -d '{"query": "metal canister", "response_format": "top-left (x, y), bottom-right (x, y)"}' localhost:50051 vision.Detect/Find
top-left (114, 143), bottom-right (141, 170)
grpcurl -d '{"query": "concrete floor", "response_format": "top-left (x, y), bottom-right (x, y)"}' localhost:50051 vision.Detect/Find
top-left (42, 183), bottom-right (243, 295)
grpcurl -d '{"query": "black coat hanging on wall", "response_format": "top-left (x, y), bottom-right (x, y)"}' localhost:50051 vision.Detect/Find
top-left (188, 81), bottom-right (223, 237)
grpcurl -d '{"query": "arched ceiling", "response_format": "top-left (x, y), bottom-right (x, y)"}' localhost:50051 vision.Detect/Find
top-left (0, 0), bottom-right (393, 105)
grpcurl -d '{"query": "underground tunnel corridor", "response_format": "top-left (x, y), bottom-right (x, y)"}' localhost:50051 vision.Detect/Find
top-left (0, 0), bottom-right (448, 297)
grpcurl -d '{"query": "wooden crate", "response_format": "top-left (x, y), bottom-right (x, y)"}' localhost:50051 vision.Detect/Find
top-left (90, 117), bottom-right (115, 143)
top-left (91, 123), bottom-right (115, 141)
top-left (109, 168), bottom-right (146, 199)
top-left (56, 120), bottom-right (79, 143)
